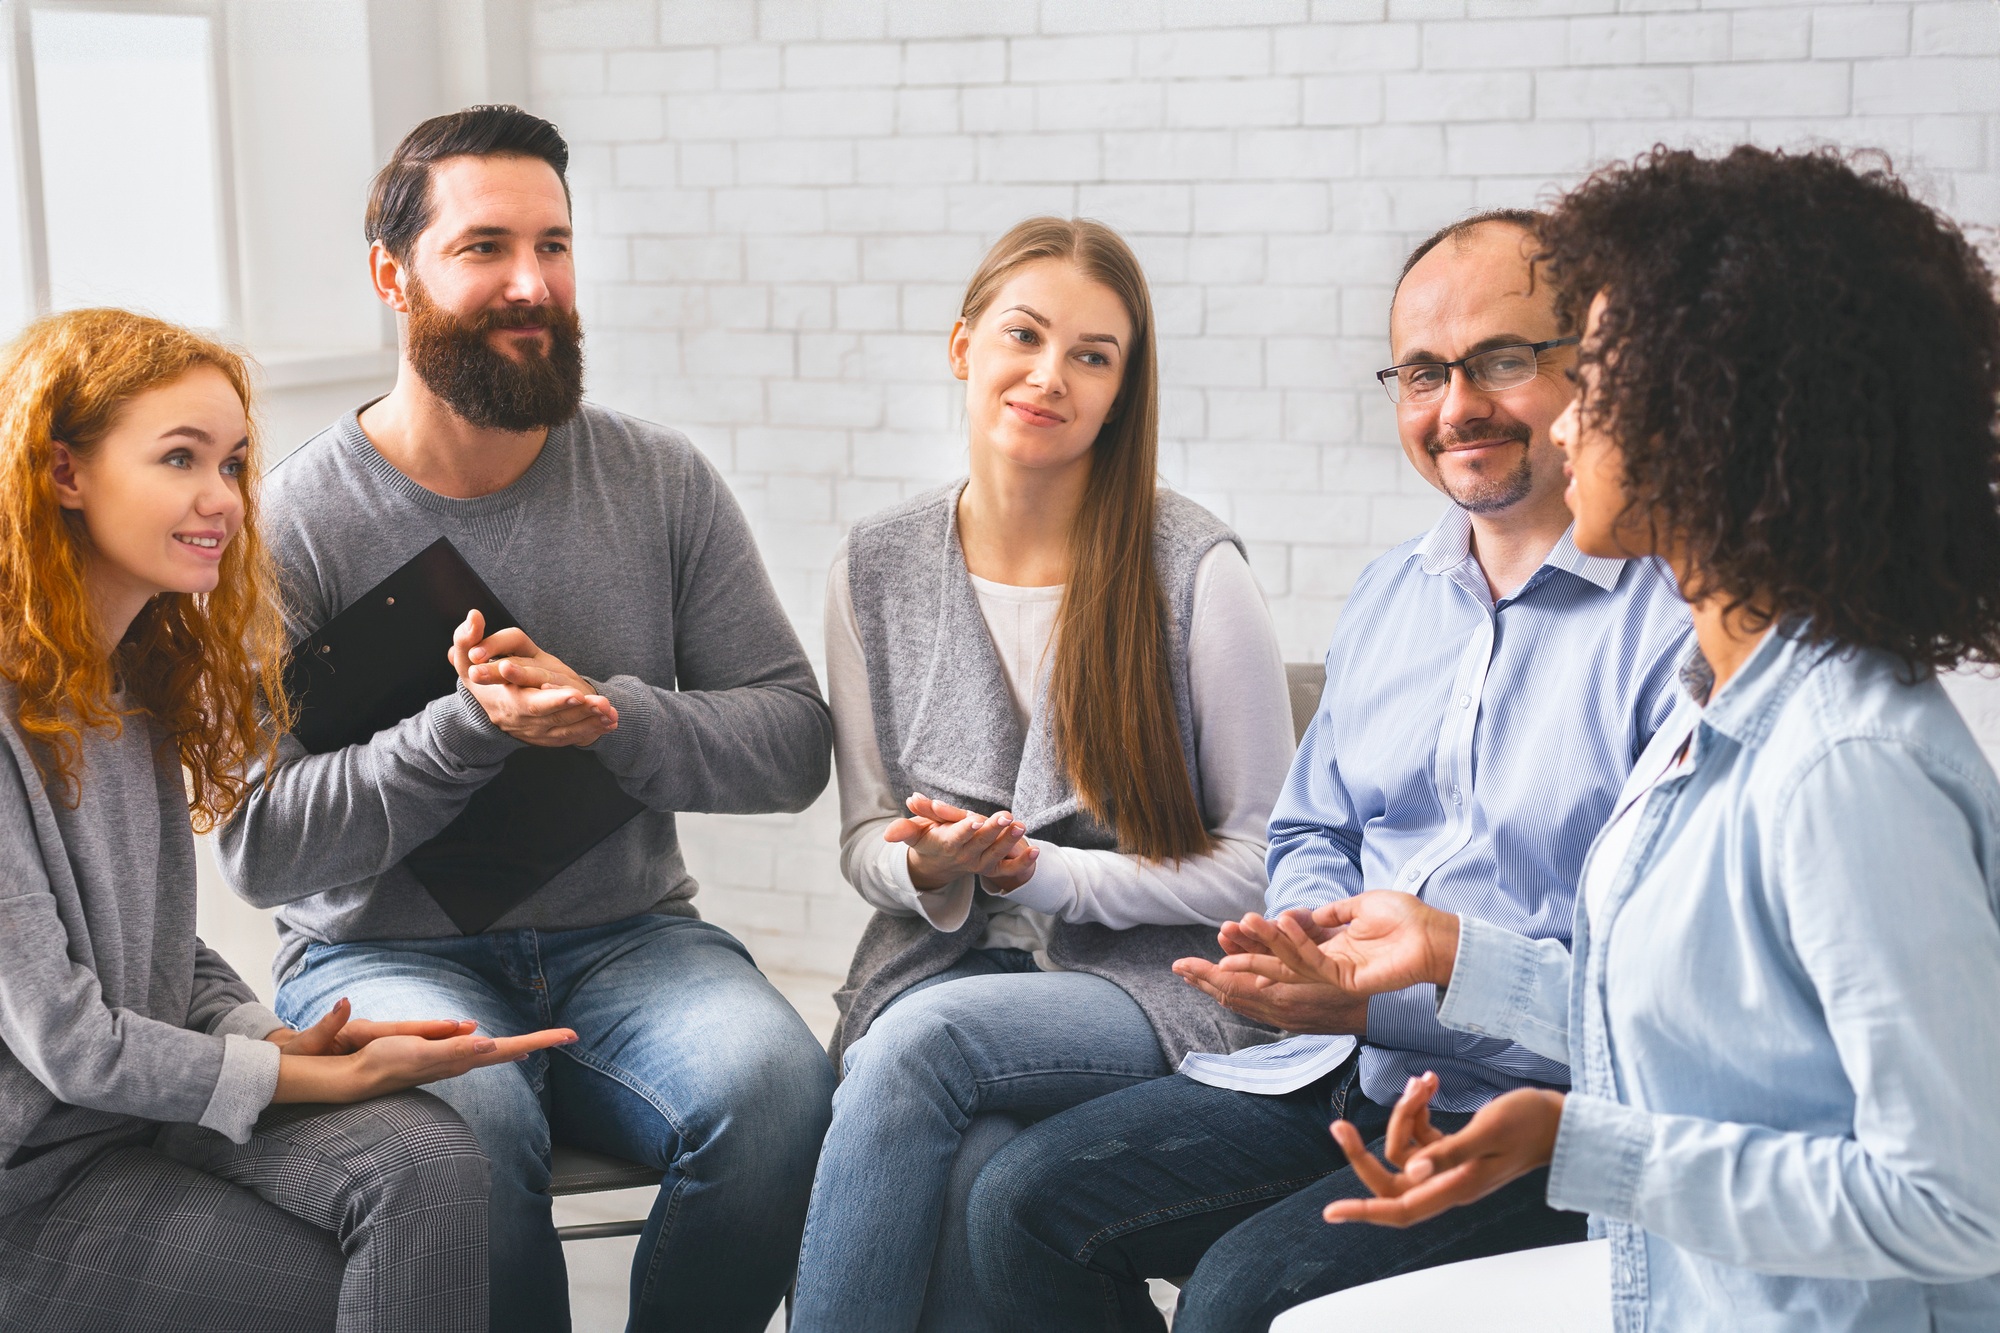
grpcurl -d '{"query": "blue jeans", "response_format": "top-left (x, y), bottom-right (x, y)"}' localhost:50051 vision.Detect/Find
top-left (276, 914), bottom-right (835, 1333)
top-left (790, 950), bottom-right (1172, 1333)
top-left (965, 1057), bottom-right (1587, 1332)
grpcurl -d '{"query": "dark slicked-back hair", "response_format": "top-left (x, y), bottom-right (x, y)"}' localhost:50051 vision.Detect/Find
top-left (1541, 145), bottom-right (2000, 673)
top-left (365, 105), bottom-right (570, 263)
top-left (1397, 207), bottom-right (1544, 290)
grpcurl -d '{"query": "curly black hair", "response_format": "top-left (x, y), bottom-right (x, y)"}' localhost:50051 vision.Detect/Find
top-left (1539, 145), bottom-right (2000, 673)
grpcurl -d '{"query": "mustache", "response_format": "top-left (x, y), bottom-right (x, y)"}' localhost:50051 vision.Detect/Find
top-left (463, 303), bottom-right (575, 335)
top-left (1426, 423), bottom-right (1531, 456)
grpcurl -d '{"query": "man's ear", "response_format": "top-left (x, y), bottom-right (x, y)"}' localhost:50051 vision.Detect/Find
top-left (369, 241), bottom-right (410, 314)
top-left (50, 440), bottom-right (84, 511)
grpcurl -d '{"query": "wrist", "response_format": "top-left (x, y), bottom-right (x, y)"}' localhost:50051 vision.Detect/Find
top-left (1428, 910), bottom-right (1462, 988)
top-left (905, 847), bottom-right (953, 892)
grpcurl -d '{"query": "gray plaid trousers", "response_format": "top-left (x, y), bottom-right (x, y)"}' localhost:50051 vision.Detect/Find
top-left (0, 1091), bottom-right (489, 1332)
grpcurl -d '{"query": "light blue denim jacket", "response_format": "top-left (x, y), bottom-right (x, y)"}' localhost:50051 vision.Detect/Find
top-left (1440, 628), bottom-right (2000, 1331)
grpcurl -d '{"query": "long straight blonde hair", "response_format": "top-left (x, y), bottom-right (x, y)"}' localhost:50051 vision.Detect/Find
top-left (960, 218), bottom-right (1211, 861)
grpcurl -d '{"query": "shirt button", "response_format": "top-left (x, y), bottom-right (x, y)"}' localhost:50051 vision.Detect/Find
top-left (1457, 695), bottom-right (1471, 708)
top-left (1406, 867), bottom-right (1420, 882)
top-left (1451, 788), bottom-right (1462, 804)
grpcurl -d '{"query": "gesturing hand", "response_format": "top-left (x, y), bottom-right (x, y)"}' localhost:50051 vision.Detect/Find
top-left (448, 609), bottom-right (618, 748)
top-left (885, 793), bottom-right (1038, 892)
top-left (273, 997), bottom-right (579, 1105)
top-left (266, 997), bottom-right (476, 1056)
top-left (1168, 908), bottom-right (1376, 1032)
top-left (1218, 894), bottom-right (1461, 999)
top-left (1324, 1078), bottom-right (1564, 1229)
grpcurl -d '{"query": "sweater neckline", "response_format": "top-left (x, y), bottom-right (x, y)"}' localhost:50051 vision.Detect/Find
top-left (334, 405), bottom-right (572, 519)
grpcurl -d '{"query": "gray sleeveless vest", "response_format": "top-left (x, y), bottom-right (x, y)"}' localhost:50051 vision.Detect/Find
top-left (829, 481), bottom-right (1277, 1067)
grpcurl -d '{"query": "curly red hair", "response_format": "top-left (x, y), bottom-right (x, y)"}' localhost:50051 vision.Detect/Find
top-left (0, 308), bottom-right (292, 830)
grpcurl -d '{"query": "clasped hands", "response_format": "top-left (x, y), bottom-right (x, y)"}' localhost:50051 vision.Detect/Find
top-left (1175, 890), bottom-right (1564, 1229)
top-left (265, 996), bottom-right (577, 1104)
top-left (449, 608), bottom-right (618, 747)
top-left (885, 793), bottom-right (1037, 893)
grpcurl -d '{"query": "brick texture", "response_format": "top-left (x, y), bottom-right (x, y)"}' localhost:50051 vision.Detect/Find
top-left (528, 0), bottom-right (2000, 980)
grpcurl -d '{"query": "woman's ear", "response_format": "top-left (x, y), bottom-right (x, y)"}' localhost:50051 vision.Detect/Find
top-left (50, 441), bottom-right (85, 511)
top-left (947, 317), bottom-right (972, 382)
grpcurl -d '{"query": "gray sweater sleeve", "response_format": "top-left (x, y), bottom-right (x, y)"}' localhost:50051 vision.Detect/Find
top-left (0, 758), bottom-right (278, 1144)
top-left (584, 448), bottom-right (832, 814)
top-left (217, 683), bottom-right (523, 908)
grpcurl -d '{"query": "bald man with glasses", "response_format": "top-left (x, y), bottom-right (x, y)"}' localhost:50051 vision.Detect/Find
top-left (963, 211), bottom-right (1694, 1333)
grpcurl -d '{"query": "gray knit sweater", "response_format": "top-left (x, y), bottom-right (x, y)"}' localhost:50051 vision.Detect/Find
top-left (218, 404), bottom-right (832, 981)
top-left (0, 690), bottom-right (284, 1216)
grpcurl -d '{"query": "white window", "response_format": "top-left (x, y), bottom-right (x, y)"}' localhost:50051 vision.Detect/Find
top-left (24, 1), bottom-right (235, 331)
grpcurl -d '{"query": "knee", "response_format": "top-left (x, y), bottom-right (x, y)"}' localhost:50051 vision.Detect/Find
top-left (841, 1000), bottom-right (970, 1097)
top-left (739, 1032), bottom-right (837, 1149)
top-left (965, 1133), bottom-right (1061, 1250)
top-left (353, 1091), bottom-right (491, 1208)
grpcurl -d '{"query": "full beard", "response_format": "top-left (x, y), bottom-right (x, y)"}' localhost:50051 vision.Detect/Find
top-left (1427, 424), bottom-right (1535, 514)
top-left (405, 278), bottom-right (585, 432)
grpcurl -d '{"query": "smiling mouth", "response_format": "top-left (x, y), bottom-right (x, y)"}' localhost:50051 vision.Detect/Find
top-left (1007, 401), bottom-right (1063, 426)
top-left (174, 534), bottom-right (222, 549)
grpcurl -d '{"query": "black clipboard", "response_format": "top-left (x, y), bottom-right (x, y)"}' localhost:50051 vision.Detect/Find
top-left (284, 537), bottom-right (645, 934)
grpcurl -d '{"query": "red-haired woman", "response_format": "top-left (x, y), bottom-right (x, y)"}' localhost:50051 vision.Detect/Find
top-left (790, 218), bottom-right (1297, 1331)
top-left (0, 309), bottom-right (574, 1332)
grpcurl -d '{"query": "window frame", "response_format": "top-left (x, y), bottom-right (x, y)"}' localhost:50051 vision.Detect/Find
top-left (5, 0), bottom-right (241, 333)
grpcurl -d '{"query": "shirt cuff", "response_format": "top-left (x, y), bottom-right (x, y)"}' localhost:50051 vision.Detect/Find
top-left (1364, 984), bottom-right (1454, 1055)
top-left (1437, 914), bottom-right (1542, 1038)
top-left (882, 840), bottom-right (976, 932)
top-left (426, 684), bottom-right (522, 768)
top-left (210, 1001), bottom-right (286, 1041)
top-left (582, 676), bottom-right (663, 778)
top-left (1546, 1091), bottom-right (1650, 1223)
top-left (985, 840), bottom-right (1072, 918)
top-left (198, 1033), bottom-right (281, 1144)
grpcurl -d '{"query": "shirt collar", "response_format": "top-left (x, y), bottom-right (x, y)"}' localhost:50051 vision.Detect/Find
top-left (1685, 621), bottom-right (1824, 749)
top-left (1410, 505), bottom-right (1626, 593)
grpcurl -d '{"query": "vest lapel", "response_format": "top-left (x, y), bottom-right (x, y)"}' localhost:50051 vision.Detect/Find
top-left (895, 489), bottom-right (1027, 809)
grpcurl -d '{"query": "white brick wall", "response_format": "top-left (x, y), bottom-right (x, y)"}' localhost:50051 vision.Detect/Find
top-left (527, 0), bottom-right (2000, 980)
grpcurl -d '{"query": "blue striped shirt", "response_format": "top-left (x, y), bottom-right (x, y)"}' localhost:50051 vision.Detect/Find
top-left (1182, 506), bottom-right (1691, 1112)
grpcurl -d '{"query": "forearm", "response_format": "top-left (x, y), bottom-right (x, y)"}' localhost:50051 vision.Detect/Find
top-left (217, 690), bottom-right (519, 906)
top-left (1551, 1094), bottom-right (2000, 1282)
top-left (840, 817), bottom-right (975, 930)
top-left (187, 939), bottom-right (271, 1034)
top-left (1002, 836), bottom-right (1267, 928)
top-left (1434, 914), bottom-right (1572, 1064)
top-left (587, 675), bottom-right (832, 814)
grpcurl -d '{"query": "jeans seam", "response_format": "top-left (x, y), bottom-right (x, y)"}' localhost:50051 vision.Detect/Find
top-left (555, 1044), bottom-right (693, 1150)
top-left (1073, 1170), bottom-right (1340, 1265)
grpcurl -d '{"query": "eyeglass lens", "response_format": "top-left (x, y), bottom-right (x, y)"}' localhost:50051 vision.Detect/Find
top-left (1384, 344), bottom-right (1543, 404)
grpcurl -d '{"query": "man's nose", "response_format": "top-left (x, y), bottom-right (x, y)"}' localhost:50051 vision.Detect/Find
top-left (1438, 366), bottom-right (1495, 430)
top-left (502, 252), bottom-right (551, 305)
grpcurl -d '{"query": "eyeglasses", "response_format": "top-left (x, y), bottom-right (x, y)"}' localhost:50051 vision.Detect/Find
top-left (1376, 336), bottom-right (1580, 405)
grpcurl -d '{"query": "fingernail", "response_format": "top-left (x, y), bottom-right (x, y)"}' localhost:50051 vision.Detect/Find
top-left (1408, 1159), bottom-right (1434, 1182)
top-left (473, 1038), bottom-right (496, 1052)
top-left (1404, 1075), bottom-right (1420, 1099)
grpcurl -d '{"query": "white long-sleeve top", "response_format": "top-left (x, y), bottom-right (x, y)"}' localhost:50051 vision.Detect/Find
top-left (826, 539), bottom-right (1296, 961)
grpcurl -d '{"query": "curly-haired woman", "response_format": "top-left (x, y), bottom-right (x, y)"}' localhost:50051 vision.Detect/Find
top-left (1223, 147), bottom-right (2000, 1331)
top-left (0, 309), bottom-right (576, 1332)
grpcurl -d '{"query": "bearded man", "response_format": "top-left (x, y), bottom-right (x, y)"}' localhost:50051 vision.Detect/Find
top-left (219, 106), bottom-right (835, 1333)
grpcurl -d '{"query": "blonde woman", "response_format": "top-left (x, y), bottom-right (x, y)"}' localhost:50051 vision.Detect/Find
top-left (792, 219), bottom-right (1295, 1331)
